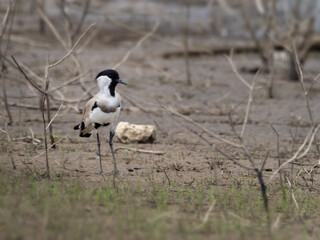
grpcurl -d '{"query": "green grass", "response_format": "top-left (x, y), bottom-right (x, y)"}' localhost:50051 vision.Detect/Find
top-left (0, 169), bottom-right (320, 240)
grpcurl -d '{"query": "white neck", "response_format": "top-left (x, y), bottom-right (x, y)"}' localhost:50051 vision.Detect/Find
top-left (97, 75), bottom-right (112, 92)
top-left (101, 85), bottom-right (112, 96)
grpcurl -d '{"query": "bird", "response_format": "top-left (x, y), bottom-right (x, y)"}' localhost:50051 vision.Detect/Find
top-left (74, 69), bottom-right (126, 175)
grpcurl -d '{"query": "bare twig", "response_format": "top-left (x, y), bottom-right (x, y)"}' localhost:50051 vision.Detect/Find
top-left (112, 22), bottom-right (159, 69)
top-left (1, 1), bottom-right (15, 125)
top-left (286, 177), bottom-right (299, 210)
top-left (11, 56), bottom-right (45, 94)
top-left (163, 105), bottom-right (242, 148)
top-left (268, 124), bottom-right (320, 184)
top-left (10, 156), bottom-right (16, 170)
top-left (71, 0), bottom-right (91, 42)
top-left (240, 68), bottom-right (259, 137)
top-left (2, 77), bottom-right (12, 124)
top-left (292, 40), bottom-right (314, 126)
top-left (46, 23), bottom-right (96, 69)
top-left (47, 71), bottom-right (89, 93)
top-left (270, 124), bottom-right (286, 200)
top-left (183, 2), bottom-right (192, 86)
top-left (226, 55), bottom-right (251, 89)
top-left (26, 139), bottom-right (62, 164)
top-left (37, 6), bottom-right (67, 49)
top-left (197, 200), bottom-right (216, 229)
top-left (114, 147), bottom-right (165, 155)
top-left (163, 169), bottom-right (171, 188)
top-left (46, 102), bottom-right (63, 130)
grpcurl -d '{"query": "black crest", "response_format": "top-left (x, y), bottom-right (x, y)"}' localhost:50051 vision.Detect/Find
top-left (95, 69), bottom-right (119, 81)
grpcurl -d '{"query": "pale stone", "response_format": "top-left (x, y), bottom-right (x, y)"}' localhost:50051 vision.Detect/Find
top-left (115, 122), bottom-right (156, 144)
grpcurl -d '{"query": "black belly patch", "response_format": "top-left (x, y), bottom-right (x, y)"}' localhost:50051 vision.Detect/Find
top-left (94, 122), bottom-right (110, 129)
top-left (92, 101), bottom-right (98, 111)
top-left (80, 133), bottom-right (91, 138)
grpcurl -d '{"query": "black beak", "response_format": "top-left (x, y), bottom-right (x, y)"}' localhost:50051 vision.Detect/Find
top-left (117, 79), bottom-right (127, 85)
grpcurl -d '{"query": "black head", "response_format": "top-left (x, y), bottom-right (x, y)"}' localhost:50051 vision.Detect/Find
top-left (95, 69), bottom-right (126, 97)
top-left (95, 69), bottom-right (119, 82)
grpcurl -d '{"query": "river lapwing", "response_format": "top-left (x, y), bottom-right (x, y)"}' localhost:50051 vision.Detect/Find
top-left (74, 69), bottom-right (126, 175)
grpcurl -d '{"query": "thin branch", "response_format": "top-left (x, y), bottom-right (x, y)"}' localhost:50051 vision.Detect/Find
top-left (26, 139), bottom-right (62, 164)
top-left (268, 124), bottom-right (320, 184)
top-left (71, 0), bottom-right (91, 42)
top-left (36, 6), bottom-right (67, 49)
top-left (292, 40), bottom-right (314, 126)
top-left (47, 71), bottom-right (89, 93)
top-left (11, 56), bottom-right (45, 94)
top-left (186, 124), bottom-right (253, 171)
top-left (112, 21), bottom-right (159, 69)
top-left (226, 55), bottom-right (251, 89)
top-left (46, 102), bottom-right (63, 130)
top-left (240, 69), bottom-right (259, 137)
top-left (47, 23), bottom-right (96, 69)
top-left (163, 105), bottom-right (242, 148)
top-left (114, 147), bottom-right (165, 155)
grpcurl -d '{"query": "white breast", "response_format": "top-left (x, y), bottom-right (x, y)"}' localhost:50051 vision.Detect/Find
top-left (89, 107), bottom-right (120, 125)
top-left (88, 91), bottom-right (121, 126)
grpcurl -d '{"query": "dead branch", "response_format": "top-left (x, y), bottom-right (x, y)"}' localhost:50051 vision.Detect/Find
top-left (226, 54), bottom-right (251, 89)
top-left (71, 0), bottom-right (91, 42)
top-left (47, 70), bottom-right (89, 93)
top-left (37, 4), bottom-right (94, 97)
top-left (11, 56), bottom-right (45, 94)
top-left (46, 102), bottom-right (63, 130)
top-left (36, 6), bottom-right (67, 49)
top-left (240, 1), bottom-right (268, 66)
top-left (46, 23), bottom-right (96, 70)
top-left (239, 66), bottom-right (260, 137)
top-left (292, 40), bottom-right (314, 126)
top-left (197, 200), bottom-right (216, 229)
top-left (268, 124), bottom-right (320, 184)
top-left (183, 2), bottom-right (192, 86)
top-left (2, 77), bottom-right (12, 124)
top-left (163, 105), bottom-right (242, 148)
top-left (19, 159), bottom-right (40, 179)
top-left (184, 124), bottom-right (253, 171)
top-left (112, 21), bottom-right (159, 69)
top-left (114, 147), bottom-right (166, 155)
top-left (26, 139), bottom-right (62, 164)
top-left (270, 124), bottom-right (285, 200)
top-left (0, 1), bottom-right (15, 124)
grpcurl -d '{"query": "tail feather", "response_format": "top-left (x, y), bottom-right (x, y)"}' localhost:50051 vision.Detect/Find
top-left (74, 121), bottom-right (94, 138)
top-left (80, 132), bottom-right (92, 138)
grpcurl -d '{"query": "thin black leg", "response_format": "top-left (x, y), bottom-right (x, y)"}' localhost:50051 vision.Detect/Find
top-left (97, 132), bottom-right (103, 174)
top-left (109, 128), bottom-right (119, 175)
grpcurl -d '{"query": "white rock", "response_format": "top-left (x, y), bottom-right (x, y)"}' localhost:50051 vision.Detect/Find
top-left (115, 122), bottom-right (156, 144)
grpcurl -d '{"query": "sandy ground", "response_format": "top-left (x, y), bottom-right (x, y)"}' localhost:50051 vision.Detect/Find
top-left (1, 3), bottom-right (320, 189)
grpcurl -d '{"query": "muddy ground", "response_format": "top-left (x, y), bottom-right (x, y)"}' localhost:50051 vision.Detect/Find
top-left (1, 27), bottom-right (320, 185)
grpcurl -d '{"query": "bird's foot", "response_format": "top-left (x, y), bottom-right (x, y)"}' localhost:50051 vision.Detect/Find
top-left (114, 168), bottom-right (120, 176)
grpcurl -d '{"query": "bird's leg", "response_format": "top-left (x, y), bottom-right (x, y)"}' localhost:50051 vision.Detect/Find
top-left (109, 128), bottom-right (119, 175)
top-left (97, 132), bottom-right (103, 174)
